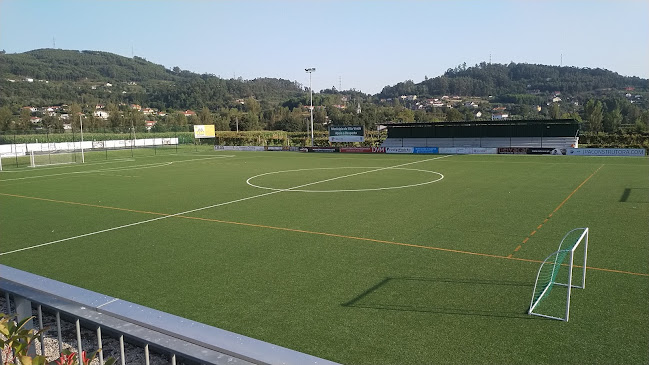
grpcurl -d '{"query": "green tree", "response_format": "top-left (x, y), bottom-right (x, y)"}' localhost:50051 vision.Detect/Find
top-left (550, 103), bottom-right (561, 119)
top-left (199, 107), bottom-right (213, 125)
top-left (603, 107), bottom-right (622, 132)
top-left (107, 103), bottom-right (123, 131)
top-left (171, 112), bottom-right (188, 131)
top-left (584, 99), bottom-right (603, 132)
top-left (396, 108), bottom-right (415, 123)
top-left (69, 103), bottom-right (82, 129)
top-left (445, 108), bottom-right (463, 121)
top-left (18, 108), bottom-right (31, 131)
top-left (0, 106), bottom-right (12, 131)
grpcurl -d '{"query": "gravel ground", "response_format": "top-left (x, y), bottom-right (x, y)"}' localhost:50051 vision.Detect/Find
top-left (1, 295), bottom-right (174, 364)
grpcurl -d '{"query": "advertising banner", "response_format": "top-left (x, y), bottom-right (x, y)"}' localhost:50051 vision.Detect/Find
top-left (371, 147), bottom-right (386, 153)
top-left (329, 125), bottom-right (365, 142)
top-left (215, 146), bottom-right (265, 151)
top-left (471, 147), bottom-right (498, 154)
top-left (193, 125), bottom-right (216, 138)
top-left (265, 146), bottom-right (284, 151)
top-left (528, 148), bottom-right (567, 155)
top-left (413, 147), bottom-right (439, 154)
top-left (299, 147), bottom-right (339, 153)
top-left (567, 148), bottom-right (646, 156)
top-left (340, 147), bottom-right (372, 153)
top-left (498, 147), bottom-right (528, 154)
top-left (386, 147), bottom-right (414, 154)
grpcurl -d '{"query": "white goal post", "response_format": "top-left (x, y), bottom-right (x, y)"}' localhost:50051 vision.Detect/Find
top-left (528, 227), bottom-right (589, 322)
top-left (30, 150), bottom-right (81, 168)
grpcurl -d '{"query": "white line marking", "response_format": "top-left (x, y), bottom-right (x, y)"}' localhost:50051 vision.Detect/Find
top-left (0, 162), bottom-right (173, 182)
top-left (0, 155), bottom-right (450, 256)
top-left (0, 155), bottom-right (235, 182)
top-left (247, 167), bottom-right (444, 192)
top-left (0, 158), bottom-right (135, 173)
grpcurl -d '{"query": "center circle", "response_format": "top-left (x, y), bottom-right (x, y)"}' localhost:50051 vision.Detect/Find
top-left (246, 167), bottom-right (444, 193)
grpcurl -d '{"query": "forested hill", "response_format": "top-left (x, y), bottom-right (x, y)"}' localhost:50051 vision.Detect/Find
top-left (0, 49), bottom-right (305, 108)
top-left (0, 49), bottom-right (179, 82)
top-left (378, 62), bottom-right (649, 99)
top-left (1, 49), bottom-right (648, 110)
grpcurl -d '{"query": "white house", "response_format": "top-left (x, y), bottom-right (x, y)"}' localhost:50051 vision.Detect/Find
top-left (94, 110), bottom-right (109, 119)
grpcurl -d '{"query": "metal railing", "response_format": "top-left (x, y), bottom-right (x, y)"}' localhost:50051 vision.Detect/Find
top-left (0, 264), bottom-right (339, 365)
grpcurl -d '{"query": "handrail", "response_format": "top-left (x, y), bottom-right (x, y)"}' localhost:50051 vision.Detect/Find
top-left (0, 264), bottom-right (339, 365)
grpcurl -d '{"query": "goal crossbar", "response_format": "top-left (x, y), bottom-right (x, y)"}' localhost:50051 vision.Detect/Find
top-left (30, 150), bottom-right (80, 168)
top-left (528, 227), bottom-right (589, 321)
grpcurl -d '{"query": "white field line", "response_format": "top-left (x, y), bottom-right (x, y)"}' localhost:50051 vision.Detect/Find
top-left (0, 158), bottom-right (135, 173)
top-left (0, 155), bottom-right (234, 182)
top-left (0, 155), bottom-right (451, 256)
top-left (0, 162), bottom-right (172, 182)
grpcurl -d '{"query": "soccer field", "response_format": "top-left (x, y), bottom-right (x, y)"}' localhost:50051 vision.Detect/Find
top-left (1, 150), bottom-right (647, 364)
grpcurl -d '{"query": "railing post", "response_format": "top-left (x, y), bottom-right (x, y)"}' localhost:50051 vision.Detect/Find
top-left (15, 296), bottom-right (36, 356)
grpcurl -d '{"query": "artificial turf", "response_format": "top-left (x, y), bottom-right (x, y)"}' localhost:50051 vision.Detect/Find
top-left (1, 150), bottom-right (647, 364)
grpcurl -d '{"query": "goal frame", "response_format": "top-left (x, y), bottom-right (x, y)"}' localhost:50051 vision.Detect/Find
top-left (528, 227), bottom-right (589, 321)
top-left (30, 150), bottom-right (81, 168)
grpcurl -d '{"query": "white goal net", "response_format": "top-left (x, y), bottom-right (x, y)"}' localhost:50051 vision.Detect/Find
top-left (30, 150), bottom-right (81, 167)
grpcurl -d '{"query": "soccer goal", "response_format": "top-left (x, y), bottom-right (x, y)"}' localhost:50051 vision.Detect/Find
top-left (30, 150), bottom-right (82, 167)
top-left (528, 227), bottom-right (589, 321)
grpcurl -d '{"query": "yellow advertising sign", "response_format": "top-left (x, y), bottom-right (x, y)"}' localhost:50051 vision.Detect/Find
top-left (194, 125), bottom-right (215, 138)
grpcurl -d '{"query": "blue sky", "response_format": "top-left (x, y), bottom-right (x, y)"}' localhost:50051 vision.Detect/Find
top-left (1, 0), bottom-right (647, 94)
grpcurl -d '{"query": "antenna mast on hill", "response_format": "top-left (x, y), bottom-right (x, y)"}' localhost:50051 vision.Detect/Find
top-left (339, 76), bottom-right (342, 91)
top-left (53, 37), bottom-right (56, 49)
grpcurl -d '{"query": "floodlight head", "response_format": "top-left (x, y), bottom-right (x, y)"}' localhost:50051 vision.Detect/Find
top-left (305, 68), bottom-right (316, 72)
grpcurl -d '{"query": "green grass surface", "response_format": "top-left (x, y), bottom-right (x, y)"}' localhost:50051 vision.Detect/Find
top-left (1, 150), bottom-right (648, 364)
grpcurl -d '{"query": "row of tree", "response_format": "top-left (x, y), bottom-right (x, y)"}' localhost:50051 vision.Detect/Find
top-left (1, 49), bottom-right (648, 136)
top-left (379, 62), bottom-right (648, 98)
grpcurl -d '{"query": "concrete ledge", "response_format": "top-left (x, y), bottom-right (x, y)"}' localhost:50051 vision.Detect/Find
top-left (0, 264), bottom-right (339, 365)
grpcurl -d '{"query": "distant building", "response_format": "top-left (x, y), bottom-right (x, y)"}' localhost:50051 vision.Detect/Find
top-left (94, 111), bottom-right (109, 119)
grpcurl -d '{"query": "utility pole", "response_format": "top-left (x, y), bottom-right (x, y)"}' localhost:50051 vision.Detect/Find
top-left (305, 68), bottom-right (316, 147)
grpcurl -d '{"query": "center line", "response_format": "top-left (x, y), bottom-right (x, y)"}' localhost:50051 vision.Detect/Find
top-left (1, 155), bottom-right (450, 256)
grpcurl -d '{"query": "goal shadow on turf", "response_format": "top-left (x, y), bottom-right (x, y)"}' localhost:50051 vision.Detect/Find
top-left (342, 277), bottom-right (535, 319)
top-left (619, 188), bottom-right (649, 203)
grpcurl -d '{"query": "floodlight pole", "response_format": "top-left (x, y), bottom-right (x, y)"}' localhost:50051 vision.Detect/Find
top-left (305, 68), bottom-right (315, 147)
top-left (79, 114), bottom-right (85, 163)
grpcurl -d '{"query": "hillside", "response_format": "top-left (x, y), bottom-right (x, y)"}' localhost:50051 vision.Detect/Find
top-left (0, 49), bottom-right (305, 108)
top-left (0, 49), bottom-right (647, 136)
top-left (378, 62), bottom-right (649, 99)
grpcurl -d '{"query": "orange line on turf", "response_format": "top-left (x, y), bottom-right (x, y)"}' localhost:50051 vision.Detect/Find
top-left (0, 192), bottom-right (169, 216)
top-left (514, 245), bottom-right (521, 252)
top-left (2, 188), bottom-right (647, 278)
top-left (509, 164), bottom-right (604, 258)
